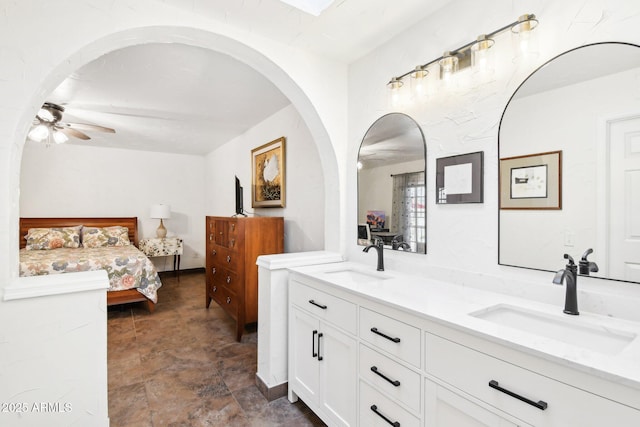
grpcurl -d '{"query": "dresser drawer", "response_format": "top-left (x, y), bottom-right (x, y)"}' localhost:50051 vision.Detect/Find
top-left (211, 285), bottom-right (238, 318)
top-left (212, 267), bottom-right (240, 291)
top-left (290, 281), bottom-right (357, 335)
top-left (360, 380), bottom-right (421, 427)
top-left (426, 333), bottom-right (640, 426)
top-left (359, 343), bottom-right (421, 414)
top-left (360, 307), bottom-right (421, 368)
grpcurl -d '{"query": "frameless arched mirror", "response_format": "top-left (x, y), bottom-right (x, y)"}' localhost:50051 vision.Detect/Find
top-left (358, 113), bottom-right (426, 253)
top-left (499, 42), bottom-right (640, 283)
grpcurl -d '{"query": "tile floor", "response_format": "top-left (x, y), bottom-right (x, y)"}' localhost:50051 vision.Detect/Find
top-left (107, 271), bottom-right (326, 426)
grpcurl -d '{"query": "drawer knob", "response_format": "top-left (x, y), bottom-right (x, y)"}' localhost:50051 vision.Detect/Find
top-left (213, 286), bottom-right (217, 292)
top-left (226, 255), bottom-right (231, 263)
top-left (308, 299), bottom-right (327, 310)
top-left (226, 276), bottom-right (231, 284)
top-left (212, 267), bottom-right (216, 275)
top-left (488, 380), bottom-right (548, 411)
top-left (226, 296), bottom-right (231, 304)
top-left (370, 327), bottom-right (401, 343)
top-left (209, 233), bottom-right (213, 241)
top-left (212, 249), bottom-right (217, 255)
top-left (370, 366), bottom-right (401, 387)
top-left (370, 404), bottom-right (400, 427)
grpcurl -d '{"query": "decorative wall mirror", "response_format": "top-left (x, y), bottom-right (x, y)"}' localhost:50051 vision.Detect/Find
top-left (357, 113), bottom-right (426, 253)
top-left (499, 42), bottom-right (640, 283)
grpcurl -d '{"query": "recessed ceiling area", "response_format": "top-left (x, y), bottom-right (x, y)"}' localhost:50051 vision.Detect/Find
top-left (44, 43), bottom-right (291, 155)
top-left (30, 1), bottom-right (456, 156)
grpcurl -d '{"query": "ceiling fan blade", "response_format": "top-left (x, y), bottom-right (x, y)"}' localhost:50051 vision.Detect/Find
top-left (58, 126), bottom-right (91, 140)
top-left (63, 122), bottom-right (115, 133)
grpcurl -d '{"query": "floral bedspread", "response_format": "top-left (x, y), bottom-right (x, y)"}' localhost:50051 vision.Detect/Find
top-left (19, 245), bottom-right (162, 303)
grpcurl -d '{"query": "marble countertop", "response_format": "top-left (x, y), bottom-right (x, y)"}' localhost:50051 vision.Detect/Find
top-left (289, 261), bottom-right (640, 391)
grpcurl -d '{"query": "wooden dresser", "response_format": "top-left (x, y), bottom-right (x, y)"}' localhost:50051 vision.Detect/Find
top-left (205, 216), bottom-right (284, 341)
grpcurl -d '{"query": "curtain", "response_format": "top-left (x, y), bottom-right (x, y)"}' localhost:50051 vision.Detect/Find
top-left (391, 171), bottom-right (426, 252)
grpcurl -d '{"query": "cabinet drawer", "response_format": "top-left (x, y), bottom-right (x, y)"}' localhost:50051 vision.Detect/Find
top-left (360, 380), bottom-right (420, 427)
top-left (426, 333), bottom-right (640, 426)
top-left (360, 307), bottom-right (421, 368)
top-left (290, 281), bottom-right (356, 335)
top-left (211, 285), bottom-right (238, 318)
top-left (359, 344), bottom-right (421, 414)
top-left (212, 267), bottom-right (240, 291)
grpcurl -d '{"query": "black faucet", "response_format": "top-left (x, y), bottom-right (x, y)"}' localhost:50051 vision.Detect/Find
top-left (579, 248), bottom-right (599, 276)
top-left (391, 237), bottom-right (411, 251)
top-left (363, 238), bottom-right (384, 271)
top-left (552, 254), bottom-right (579, 315)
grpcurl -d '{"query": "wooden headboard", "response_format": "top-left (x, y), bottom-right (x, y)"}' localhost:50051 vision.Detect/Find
top-left (19, 217), bottom-right (139, 249)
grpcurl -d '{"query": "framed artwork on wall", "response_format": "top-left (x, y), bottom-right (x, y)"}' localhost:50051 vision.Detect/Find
top-left (251, 136), bottom-right (286, 208)
top-left (436, 151), bottom-right (484, 204)
top-left (499, 150), bottom-right (562, 210)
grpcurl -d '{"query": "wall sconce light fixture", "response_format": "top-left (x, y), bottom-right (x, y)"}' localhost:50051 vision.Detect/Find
top-left (387, 13), bottom-right (538, 104)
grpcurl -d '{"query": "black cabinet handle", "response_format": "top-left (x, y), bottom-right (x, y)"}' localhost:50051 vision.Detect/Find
top-left (489, 380), bottom-right (548, 410)
top-left (371, 366), bottom-right (401, 387)
top-left (309, 299), bottom-right (328, 310)
top-left (370, 404), bottom-right (400, 427)
top-left (317, 333), bottom-right (324, 361)
top-left (312, 330), bottom-right (318, 358)
top-left (371, 327), bottom-right (401, 343)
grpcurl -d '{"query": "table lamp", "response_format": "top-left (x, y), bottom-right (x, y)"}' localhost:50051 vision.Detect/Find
top-left (150, 204), bottom-right (171, 238)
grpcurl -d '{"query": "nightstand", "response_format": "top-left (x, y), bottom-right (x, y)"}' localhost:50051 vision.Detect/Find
top-left (139, 237), bottom-right (184, 277)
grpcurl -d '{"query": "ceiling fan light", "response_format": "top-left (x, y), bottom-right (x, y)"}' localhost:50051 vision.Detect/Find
top-left (28, 124), bottom-right (49, 141)
top-left (37, 108), bottom-right (55, 123)
top-left (53, 129), bottom-right (68, 144)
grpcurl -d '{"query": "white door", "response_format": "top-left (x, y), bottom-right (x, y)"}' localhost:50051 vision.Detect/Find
top-left (318, 322), bottom-right (357, 427)
top-left (609, 116), bottom-right (640, 281)
top-left (289, 307), bottom-right (320, 404)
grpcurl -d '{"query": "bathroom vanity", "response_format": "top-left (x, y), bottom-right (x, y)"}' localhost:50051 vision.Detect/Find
top-left (287, 262), bottom-right (640, 426)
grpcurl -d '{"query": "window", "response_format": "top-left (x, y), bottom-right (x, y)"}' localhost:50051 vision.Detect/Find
top-left (391, 171), bottom-right (426, 253)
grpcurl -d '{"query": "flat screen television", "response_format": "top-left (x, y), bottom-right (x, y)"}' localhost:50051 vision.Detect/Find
top-left (235, 176), bottom-right (245, 216)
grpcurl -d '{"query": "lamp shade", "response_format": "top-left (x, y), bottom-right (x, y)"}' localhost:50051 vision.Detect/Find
top-left (150, 204), bottom-right (171, 219)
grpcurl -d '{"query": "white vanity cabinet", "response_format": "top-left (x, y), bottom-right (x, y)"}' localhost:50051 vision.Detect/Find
top-left (288, 280), bottom-right (358, 427)
top-left (425, 332), bottom-right (640, 427)
top-left (287, 268), bottom-right (640, 427)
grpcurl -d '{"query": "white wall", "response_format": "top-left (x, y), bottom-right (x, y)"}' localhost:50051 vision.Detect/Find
top-left (346, 0), bottom-right (640, 314)
top-left (205, 104), bottom-right (325, 252)
top-left (20, 142), bottom-right (206, 271)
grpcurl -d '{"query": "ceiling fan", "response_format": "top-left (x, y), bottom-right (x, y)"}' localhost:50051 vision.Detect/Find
top-left (27, 102), bottom-right (115, 144)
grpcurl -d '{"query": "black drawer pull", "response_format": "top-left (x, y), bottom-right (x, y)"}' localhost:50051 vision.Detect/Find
top-left (308, 299), bottom-right (327, 310)
top-left (317, 333), bottom-right (324, 361)
top-left (371, 366), bottom-right (400, 387)
top-left (370, 404), bottom-right (400, 427)
top-left (312, 330), bottom-right (318, 358)
top-left (371, 327), bottom-right (401, 343)
top-left (489, 380), bottom-right (548, 410)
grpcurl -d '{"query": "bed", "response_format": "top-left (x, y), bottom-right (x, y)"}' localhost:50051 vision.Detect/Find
top-left (19, 217), bottom-right (161, 312)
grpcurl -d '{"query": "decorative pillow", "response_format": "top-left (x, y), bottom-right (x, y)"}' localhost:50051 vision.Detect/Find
top-left (25, 226), bottom-right (82, 250)
top-left (82, 226), bottom-right (131, 248)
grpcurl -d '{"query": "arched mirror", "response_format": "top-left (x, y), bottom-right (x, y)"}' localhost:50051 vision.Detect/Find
top-left (357, 113), bottom-right (426, 253)
top-left (499, 42), bottom-right (640, 283)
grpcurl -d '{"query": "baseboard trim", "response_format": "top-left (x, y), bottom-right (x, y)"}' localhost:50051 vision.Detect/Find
top-left (158, 267), bottom-right (205, 278)
top-left (255, 374), bottom-right (288, 401)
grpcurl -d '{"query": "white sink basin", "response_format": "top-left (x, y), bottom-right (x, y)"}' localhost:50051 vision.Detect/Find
top-left (323, 269), bottom-right (390, 283)
top-left (470, 304), bottom-right (637, 355)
